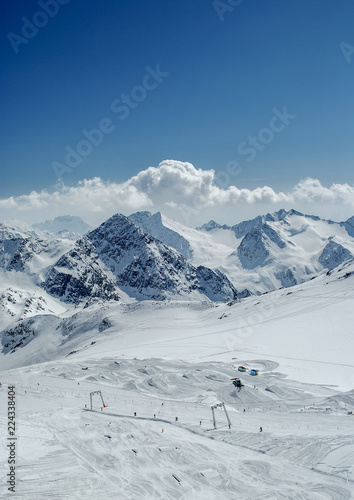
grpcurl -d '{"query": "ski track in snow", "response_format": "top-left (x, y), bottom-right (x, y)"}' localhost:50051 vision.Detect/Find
top-left (0, 355), bottom-right (353, 499)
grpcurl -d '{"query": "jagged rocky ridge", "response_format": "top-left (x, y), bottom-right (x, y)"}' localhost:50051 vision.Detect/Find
top-left (43, 214), bottom-right (239, 303)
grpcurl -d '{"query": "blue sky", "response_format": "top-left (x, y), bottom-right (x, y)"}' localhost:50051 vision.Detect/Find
top-left (1, 0), bottom-right (354, 224)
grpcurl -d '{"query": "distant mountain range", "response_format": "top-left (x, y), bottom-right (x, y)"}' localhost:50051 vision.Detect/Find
top-left (128, 208), bottom-right (354, 292)
top-left (0, 209), bottom-right (353, 321)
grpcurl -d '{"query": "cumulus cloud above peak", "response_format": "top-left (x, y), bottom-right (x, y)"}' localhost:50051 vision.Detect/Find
top-left (128, 160), bottom-right (215, 200)
top-left (0, 160), bottom-right (354, 225)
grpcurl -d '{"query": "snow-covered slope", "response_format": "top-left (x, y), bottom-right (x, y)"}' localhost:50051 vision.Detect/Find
top-left (3, 256), bottom-right (354, 386)
top-left (0, 222), bottom-right (75, 279)
top-left (0, 285), bottom-right (68, 328)
top-left (0, 257), bottom-right (353, 498)
top-left (129, 210), bottom-right (244, 277)
top-left (1, 209), bottom-right (353, 499)
top-left (0, 223), bottom-right (77, 331)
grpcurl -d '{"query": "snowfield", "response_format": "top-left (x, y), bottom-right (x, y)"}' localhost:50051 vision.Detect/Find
top-left (1, 258), bottom-right (354, 498)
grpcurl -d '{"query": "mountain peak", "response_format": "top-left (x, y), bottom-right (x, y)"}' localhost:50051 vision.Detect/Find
top-left (43, 211), bottom-right (239, 303)
top-left (128, 210), bottom-right (192, 259)
top-left (197, 220), bottom-right (231, 231)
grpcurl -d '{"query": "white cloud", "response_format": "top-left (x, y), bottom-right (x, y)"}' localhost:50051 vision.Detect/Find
top-left (292, 178), bottom-right (354, 204)
top-left (0, 160), bottom-right (354, 226)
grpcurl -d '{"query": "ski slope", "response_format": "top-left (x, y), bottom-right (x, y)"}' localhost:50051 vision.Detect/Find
top-left (1, 262), bottom-right (354, 498)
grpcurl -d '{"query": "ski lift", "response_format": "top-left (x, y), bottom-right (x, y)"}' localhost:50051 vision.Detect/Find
top-left (89, 390), bottom-right (106, 410)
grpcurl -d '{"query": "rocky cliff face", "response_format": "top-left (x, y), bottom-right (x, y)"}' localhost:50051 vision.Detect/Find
top-left (43, 238), bottom-right (121, 304)
top-left (236, 223), bottom-right (287, 269)
top-left (319, 240), bottom-right (353, 269)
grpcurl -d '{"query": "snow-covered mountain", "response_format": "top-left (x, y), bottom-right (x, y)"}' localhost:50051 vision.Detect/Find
top-left (1, 247), bottom-right (353, 498)
top-left (341, 214), bottom-right (354, 237)
top-left (43, 213), bottom-right (240, 303)
top-left (0, 222), bottom-right (74, 278)
top-left (1, 210), bottom-right (354, 499)
top-left (32, 215), bottom-right (93, 237)
top-left (195, 209), bottom-right (354, 292)
top-left (3, 256), bottom-right (354, 380)
top-left (0, 223), bottom-right (78, 330)
top-left (43, 238), bottom-right (122, 304)
top-left (1, 208), bottom-right (354, 320)
top-left (127, 209), bottom-right (354, 293)
top-left (0, 286), bottom-right (67, 329)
